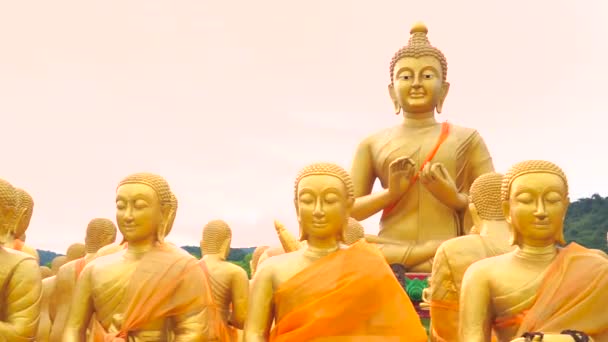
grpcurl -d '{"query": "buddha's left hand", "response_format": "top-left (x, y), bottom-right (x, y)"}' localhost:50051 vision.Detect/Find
top-left (420, 162), bottom-right (462, 209)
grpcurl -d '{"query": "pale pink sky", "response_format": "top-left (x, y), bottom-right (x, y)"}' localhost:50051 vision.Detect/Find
top-left (1, 1), bottom-right (606, 253)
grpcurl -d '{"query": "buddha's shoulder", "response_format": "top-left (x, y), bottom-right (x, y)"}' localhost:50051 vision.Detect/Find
top-left (257, 250), bottom-right (303, 274)
top-left (1, 247), bottom-right (37, 266)
top-left (467, 251), bottom-right (512, 273)
top-left (87, 250), bottom-right (126, 270)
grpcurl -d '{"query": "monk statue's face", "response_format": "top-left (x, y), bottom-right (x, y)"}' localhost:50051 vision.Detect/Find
top-left (115, 183), bottom-right (164, 244)
top-left (503, 173), bottom-right (569, 247)
top-left (296, 174), bottom-right (352, 241)
top-left (389, 56), bottom-right (449, 114)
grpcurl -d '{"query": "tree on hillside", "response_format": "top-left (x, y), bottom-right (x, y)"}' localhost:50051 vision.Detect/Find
top-left (564, 194), bottom-right (608, 253)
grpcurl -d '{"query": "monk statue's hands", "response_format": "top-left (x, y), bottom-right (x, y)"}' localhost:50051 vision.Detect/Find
top-left (420, 162), bottom-right (460, 208)
top-left (511, 334), bottom-right (588, 342)
top-left (388, 157), bottom-right (416, 201)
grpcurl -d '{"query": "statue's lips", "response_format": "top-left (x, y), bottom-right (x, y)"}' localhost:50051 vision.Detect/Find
top-left (312, 222), bottom-right (328, 228)
top-left (408, 93), bottom-right (426, 98)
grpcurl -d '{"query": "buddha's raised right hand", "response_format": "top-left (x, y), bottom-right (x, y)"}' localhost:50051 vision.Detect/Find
top-left (388, 157), bottom-right (416, 200)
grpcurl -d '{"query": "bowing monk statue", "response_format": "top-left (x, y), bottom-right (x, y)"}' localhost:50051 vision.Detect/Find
top-left (459, 160), bottom-right (608, 342)
top-left (350, 22), bottom-right (494, 273)
top-left (199, 219), bottom-right (249, 341)
top-left (63, 173), bottom-right (209, 341)
top-left (49, 218), bottom-right (117, 341)
top-left (429, 172), bottom-right (514, 341)
top-left (245, 162), bottom-right (428, 341)
top-left (0, 178), bottom-right (42, 340)
top-left (5, 188), bottom-right (40, 261)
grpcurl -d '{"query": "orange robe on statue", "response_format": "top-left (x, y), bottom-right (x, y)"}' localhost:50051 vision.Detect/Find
top-left (269, 240), bottom-right (428, 342)
top-left (199, 260), bottom-right (239, 341)
top-left (90, 244), bottom-right (208, 341)
top-left (495, 243), bottom-right (608, 341)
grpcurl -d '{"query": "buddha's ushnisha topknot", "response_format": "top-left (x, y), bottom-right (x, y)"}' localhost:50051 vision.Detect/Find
top-left (389, 22), bottom-right (448, 83)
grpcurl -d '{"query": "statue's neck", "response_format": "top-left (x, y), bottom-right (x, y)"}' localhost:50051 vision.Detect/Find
top-left (126, 239), bottom-right (157, 259)
top-left (515, 243), bottom-right (558, 262)
top-left (402, 114), bottom-right (438, 128)
top-left (480, 220), bottom-right (511, 242)
top-left (303, 240), bottom-right (340, 260)
top-left (202, 253), bottom-right (226, 262)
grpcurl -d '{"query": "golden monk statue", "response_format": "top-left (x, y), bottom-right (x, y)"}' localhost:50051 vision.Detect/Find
top-left (350, 22), bottom-right (494, 272)
top-left (4, 188), bottom-right (40, 261)
top-left (49, 218), bottom-right (117, 341)
top-left (245, 163), bottom-right (428, 341)
top-left (63, 173), bottom-right (210, 341)
top-left (199, 219), bottom-right (249, 341)
top-left (459, 160), bottom-right (608, 342)
top-left (428, 172), bottom-right (514, 341)
top-left (0, 178), bottom-right (42, 340)
top-left (50, 255), bottom-right (67, 275)
top-left (250, 246), bottom-right (270, 278)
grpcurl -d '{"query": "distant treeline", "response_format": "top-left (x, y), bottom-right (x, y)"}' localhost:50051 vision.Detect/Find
top-left (37, 194), bottom-right (608, 272)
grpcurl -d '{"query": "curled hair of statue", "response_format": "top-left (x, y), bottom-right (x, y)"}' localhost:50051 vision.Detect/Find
top-left (560, 330), bottom-right (590, 342)
top-left (521, 332), bottom-right (544, 341)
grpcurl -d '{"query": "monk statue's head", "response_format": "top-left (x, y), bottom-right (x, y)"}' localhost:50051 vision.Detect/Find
top-left (115, 173), bottom-right (175, 245)
top-left (344, 217), bottom-right (365, 245)
top-left (85, 218), bottom-right (117, 254)
top-left (200, 219), bottom-right (232, 260)
top-left (388, 22), bottom-right (450, 116)
top-left (293, 163), bottom-right (355, 243)
top-left (0, 179), bottom-right (18, 245)
top-left (51, 255), bottom-right (67, 274)
top-left (469, 172), bottom-right (505, 234)
top-left (13, 188), bottom-right (34, 240)
top-left (66, 243), bottom-right (86, 261)
top-left (501, 160), bottom-right (569, 247)
top-left (250, 245), bottom-right (270, 277)
top-left (40, 266), bottom-right (53, 279)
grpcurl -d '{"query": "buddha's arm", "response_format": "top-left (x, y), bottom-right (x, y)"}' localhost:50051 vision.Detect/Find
top-left (49, 267), bottom-right (72, 340)
top-left (244, 264), bottom-right (274, 341)
top-left (62, 266), bottom-right (94, 341)
top-left (0, 259), bottom-right (42, 340)
top-left (459, 263), bottom-right (493, 342)
top-left (350, 140), bottom-right (394, 220)
top-left (229, 267), bottom-right (250, 329)
top-left (468, 132), bottom-right (495, 180)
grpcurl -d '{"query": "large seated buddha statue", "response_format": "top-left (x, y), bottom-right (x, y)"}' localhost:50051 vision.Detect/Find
top-left (244, 163), bottom-right (427, 341)
top-left (459, 160), bottom-right (608, 341)
top-left (428, 172), bottom-right (514, 341)
top-left (63, 173), bottom-right (210, 341)
top-left (350, 22), bottom-right (494, 274)
top-left (0, 178), bottom-right (42, 340)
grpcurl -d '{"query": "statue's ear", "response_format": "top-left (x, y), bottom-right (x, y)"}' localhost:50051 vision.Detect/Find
top-left (388, 84), bottom-right (401, 115)
top-left (436, 82), bottom-right (450, 114)
top-left (157, 204), bottom-right (175, 243)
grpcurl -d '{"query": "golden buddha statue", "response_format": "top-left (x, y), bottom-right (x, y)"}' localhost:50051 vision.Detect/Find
top-left (63, 173), bottom-right (209, 341)
top-left (50, 255), bottom-right (67, 275)
top-left (350, 22), bottom-right (494, 272)
top-left (49, 218), bottom-right (117, 342)
top-left (244, 163), bottom-right (428, 341)
top-left (428, 172), bottom-right (514, 341)
top-left (459, 160), bottom-right (608, 342)
top-left (4, 188), bottom-right (40, 261)
top-left (66, 242), bottom-right (86, 261)
top-left (250, 246), bottom-right (270, 278)
top-left (199, 219), bottom-right (249, 340)
top-left (0, 178), bottom-right (42, 340)
top-left (38, 275), bottom-right (56, 342)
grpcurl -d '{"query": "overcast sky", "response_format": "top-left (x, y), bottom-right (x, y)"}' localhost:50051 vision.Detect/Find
top-left (1, 0), bottom-right (606, 253)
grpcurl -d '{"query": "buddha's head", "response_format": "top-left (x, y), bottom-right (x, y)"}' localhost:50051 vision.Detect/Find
top-left (14, 188), bottom-right (34, 239)
top-left (250, 245), bottom-right (270, 277)
top-left (293, 163), bottom-right (354, 243)
top-left (501, 160), bottom-right (569, 247)
top-left (469, 172), bottom-right (505, 234)
top-left (85, 218), bottom-right (117, 254)
top-left (200, 219), bottom-right (232, 260)
top-left (388, 22), bottom-right (450, 116)
top-left (39, 266), bottom-right (53, 279)
top-left (51, 255), bottom-right (67, 274)
top-left (66, 243), bottom-right (86, 261)
top-left (115, 173), bottom-right (175, 245)
top-left (0, 179), bottom-right (17, 245)
top-left (344, 217), bottom-right (365, 245)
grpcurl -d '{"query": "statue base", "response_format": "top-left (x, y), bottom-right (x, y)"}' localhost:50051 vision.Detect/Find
top-left (389, 264), bottom-right (430, 319)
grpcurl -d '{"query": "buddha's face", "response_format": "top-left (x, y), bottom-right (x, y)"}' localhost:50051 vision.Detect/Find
top-left (504, 173), bottom-right (568, 247)
top-left (116, 183), bottom-right (164, 244)
top-left (296, 174), bottom-right (352, 241)
top-left (390, 56), bottom-right (448, 114)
